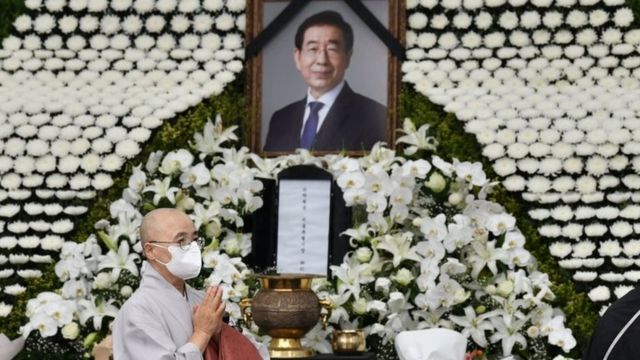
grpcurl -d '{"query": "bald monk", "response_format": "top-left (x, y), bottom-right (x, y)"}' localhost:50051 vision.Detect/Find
top-left (112, 208), bottom-right (264, 360)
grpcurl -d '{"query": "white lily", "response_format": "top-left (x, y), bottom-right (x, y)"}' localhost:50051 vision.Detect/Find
top-left (78, 296), bottom-right (119, 331)
top-left (98, 240), bottom-right (140, 279)
top-left (143, 177), bottom-right (179, 205)
top-left (450, 306), bottom-right (496, 347)
top-left (395, 118), bottom-right (437, 155)
top-left (375, 232), bottom-right (421, 267)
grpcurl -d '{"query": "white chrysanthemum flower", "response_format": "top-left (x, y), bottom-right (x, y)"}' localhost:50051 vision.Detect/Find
top-left (452, 13), bottom-right (472, 29)
top-left (156, 0), bottom-right (177, 12)
top-left (509, 31), bottom-right (530, 47)
top-left (550, 205), bottom-right (572, 221)
top-left (603, 0), bottom-right (624, 5)
top-left (549, 242), bottom-right (572, 258)
top-left (25, 0), bottom-right (42, 9)
top-left (409, 13), bottom-right (428, 29)
top-left (558, 259), bottom-right (582, 269)
top-left (588, 286), bottom-right (610, 302)
top-left (576, 29), bottom-right (598, 45)
top-left (178, 0), bottom-right (199, 12)
top-left (112, 0), bottom-right (132, 11)
top-left (203, 0), bottom-right (224, 11)
top-left (573, 272), bottom-right (597, 282)
top-left (13, 15), bottom-right (32, 32)
top-left (520, 11), bottom-right (541, 29)
top-left (134, 0), bottom-right (154, 12)
top-left (459, 32), bottom-right (481, 49)
top-left (92, 173), bottom-right (114, 190)
top-left (87, 0), bottom-right (108, 11)
top-left (4, 284), bottom-right (27, 296)
top-left (441, 0), bottom-right (461, 8)
top-left (0, 237), bottom-right (18, 250)
top-left (589, 9), bottom-right (608, 27)
top-left (9, 254), bottom-right (30, 265)
top-left (146, 15), bottom-right (166, 32)
top-left (542, 11), bottom-right (562, 28)
top-left (169, 15), bottom-right (190, 33)
top-left (612, 258), bottom-right (634, 268)
top-left (623, 240), bottom-right (640, 257)
top-left (499, 12), bottom-right (518, 29)
top-left (528, 208), bottom-right (550, 220)
top-left (585, 223), bottom-right (607, 237)
top-left (90, 35), bottom-right (110, 50)
top-left (100, 15), bottom-right (121, 35)
top-left (614, 8), bottom-right (634, 27)
top-left (601, 273), bottom-right (625, 282)
top-left (1, 174), bottom-right (22, 190)
top-left (18, 236), bottom-right (39, 249)
top-left (502, 175), bottom-right (526, 191)
top-left (191, 14), bottom-right (214, 33)
top-left (45, 0), bottom-right (65, 11)
top-left (573, 241), bottom-right (596, 258)
top-left (101, 154), bottom-right (124, 172)
top-left (34, 14), bottom-right (56, 33)
top-left (79, 15), bottom-right (99, 32)
top-left (69, 175), bottom-right (91, 190)
top-left (226, 0), bottom-right (245, 11)
top-left (180, 34), bottom-right (200, 49)
top-left (620, 205), bottom-right (640, 220)
top-left (69, 0), bottom-right (87, 10)
top-left (562, 223), bottom-right (583, 239)
top-left (561, 157), bottom-right (582, 174)
top-left (430, 14), bottom-right (449, 29)
top-left (602, 29), bottom-right (622, 45)
top-left (58, 15), bottom-right (78, 34)
top-left (611, 221), bottom-right (633, 238)
top-left (484, 32), bottom-right (506, 48)
top-left (122, 15), bottom-right (143, 34)
top-left (596, 206), bottom-right (619, 220)
top-left (599, 240), bottom-right (622, 257)
top-left (216, 13), bottom-right (235, 31)
top-left (45, 174), bottom-right (68, 189)
top-left (539, 224), bottom-right (561, 237)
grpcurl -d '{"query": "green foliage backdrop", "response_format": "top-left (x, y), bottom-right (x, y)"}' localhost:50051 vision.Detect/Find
top-left (0, 1), bottom-right (601, 357)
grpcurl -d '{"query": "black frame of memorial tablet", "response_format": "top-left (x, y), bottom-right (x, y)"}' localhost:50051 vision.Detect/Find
top-left (245, 165), bottom-right (351, 277)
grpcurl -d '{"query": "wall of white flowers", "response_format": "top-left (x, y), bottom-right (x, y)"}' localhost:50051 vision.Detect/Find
top-left (0, 0), bottom-right (245, 317)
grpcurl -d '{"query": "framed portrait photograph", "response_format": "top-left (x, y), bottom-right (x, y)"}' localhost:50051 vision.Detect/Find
top-left (247, 0), bottom-right (404, 156)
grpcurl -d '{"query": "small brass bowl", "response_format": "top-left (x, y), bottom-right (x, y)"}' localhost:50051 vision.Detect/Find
top-left (332, 330), bottom-right (366, 354)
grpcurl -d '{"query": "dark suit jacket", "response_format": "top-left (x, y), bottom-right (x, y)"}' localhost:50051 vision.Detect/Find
top-left (263, 83), bottom-right (387, 152)
top-left (583, 286), bottom-right (640, 360)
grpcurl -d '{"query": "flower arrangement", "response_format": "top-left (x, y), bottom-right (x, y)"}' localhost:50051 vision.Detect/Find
top-left (19, 118), bottom-right (575, 359)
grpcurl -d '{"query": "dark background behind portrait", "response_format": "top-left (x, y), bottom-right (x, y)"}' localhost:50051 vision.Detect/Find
top-left (260, 0), bottom-right (389, 148)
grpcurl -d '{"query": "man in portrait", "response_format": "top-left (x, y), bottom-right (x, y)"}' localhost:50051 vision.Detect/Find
top-left (263, 10), bottom-right (387, 152)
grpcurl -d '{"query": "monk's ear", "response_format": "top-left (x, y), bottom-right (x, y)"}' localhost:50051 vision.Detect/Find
top-left (143, 243), bottom-right (155, 260)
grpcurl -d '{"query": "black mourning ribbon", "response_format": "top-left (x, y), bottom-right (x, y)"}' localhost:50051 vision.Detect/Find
top-left (245, 0), bottom-right (405, 60)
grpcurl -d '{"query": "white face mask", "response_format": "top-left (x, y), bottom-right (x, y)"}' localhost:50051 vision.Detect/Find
top-left (151, 242), bottom-right (202, 280)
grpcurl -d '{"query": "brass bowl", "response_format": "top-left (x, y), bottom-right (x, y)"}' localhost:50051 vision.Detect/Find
top-left (332, 330), bottom-right (366, 354)
top-left (240, 274), bottom-right (331, 358)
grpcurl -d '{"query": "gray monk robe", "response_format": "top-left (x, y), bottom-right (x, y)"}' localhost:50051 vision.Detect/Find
top-left (112, 262), bottom-right (208, 360)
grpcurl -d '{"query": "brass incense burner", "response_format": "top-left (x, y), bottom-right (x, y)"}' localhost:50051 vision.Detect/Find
top-left (332, 329), bottom-right (366, 354)
top-left (240, 274), bottom-right (331, 358)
